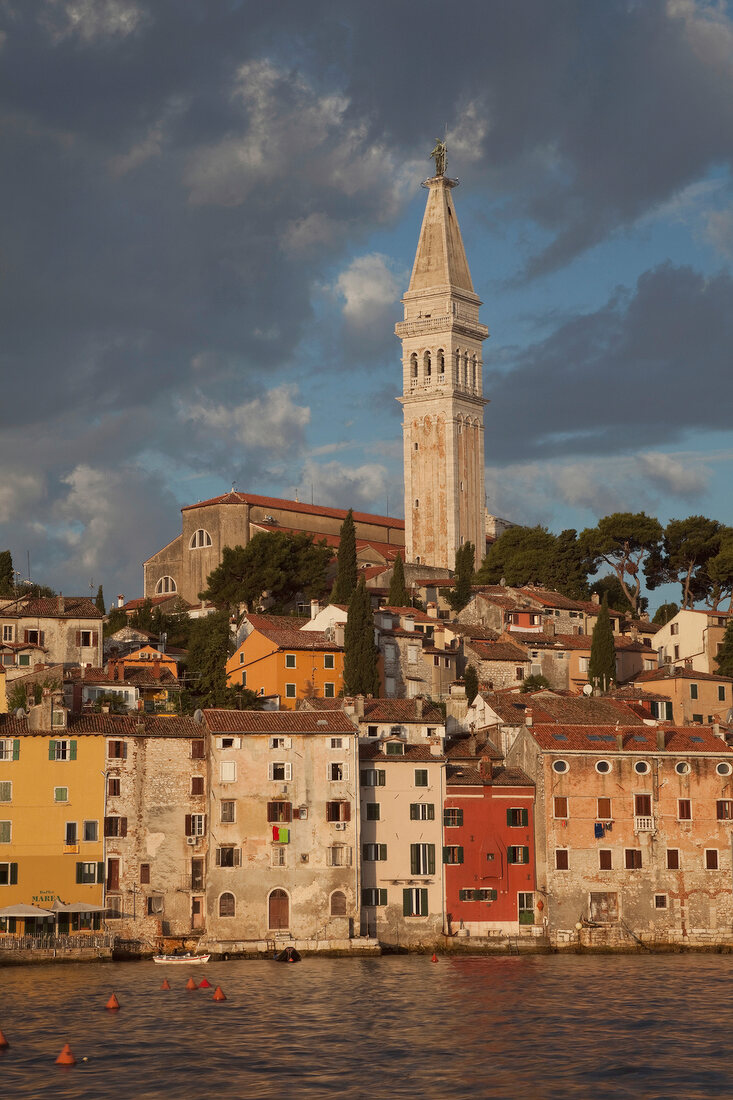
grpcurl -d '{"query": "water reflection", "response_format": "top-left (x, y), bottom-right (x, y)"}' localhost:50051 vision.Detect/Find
top-left (1, 955), bottom-right (732, 1098)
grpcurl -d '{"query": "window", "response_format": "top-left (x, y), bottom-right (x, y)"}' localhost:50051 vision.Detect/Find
top-left (507, 808), bottom-right (528, 827)
top-left (65, 822), bottom-right (77, 845)
top-left (634, 794), bottom-right (652, 816)
top-left (366, 802), bottom-right (380, 820)
top-left (185, 813), bottom-right (206, 837)
top-left (83, 820), bottom-right (98, 842)
top-left (667, 849), bottom-right (680, 870)
top-left (216, 846), bottom-right (241, 868)
top-left (552, 760), bottom-right (568, 774)
top-left (191, 740), bottom-right (205, 760)
top-left (414, 769), bottom-right (428, 788)
top-left (674, 645), bottom-right (680, 660)
top-left (270, 737), bottom-right (287, 750)
top-left (599, 850), bottom-right (613, 870)
top-left (677, 799), bottom-right (692, 821)
top-left (367, 726), bottom-right (378, 738)
top-left (410, 803), bottom-right (435, 821)
top-left (0, 782), bottom-right (10, 803)
top-left (155, 576), bottom-right (177, 594)
top-left (328, 762), bottom-right (348, 781)
top-left (403, 887), bottom-right (428, 917)
top-left (589, 892), bottom-right (619, 923)
top-left (285, 683), bottom-right (296, 699)
top-left (718, 763), bottom-right (733, 778)
top-left (410, 843), bottom-right (435, 875)
top-left (330, 891), bottom-right (347, 917)
top-left (108, 777), bottom-right (120, 797)
top-left (553, 797), bottom-right (568, 819)
top-left (555, 850), bottom-right (569, 870)
top-left (76, 861), bottom-right (103, 884)
top-left (219, 892), bottom-right (235, 917)
top-left (267, 801), bottom-right (292, 823)
top-left (50, 739), bottom-right (75, 761)
top-left (671, 623), bottom-right (679, 636)
top-left (634, 760), bottom-right (650, 775)
top-left (444, 808), bottom-right (463, 827)
top-left (507, 846), bottom-right (529, 865)
top-left (0, 862), bottom-right (18, 886)
top-left (191, 776), bottom-right (205, 797)
top-left (363, 844), bottom-right (387, 861)
top-left (361, 769), bottom-right (385, 787)
top-left (2, 626), bottom-right (12, 642)
top-left (271, 847), bottom-right (287, 867)
top-left (597, 797), bottom-right (612, 820)
top-left (220, 761), bottom-right (236, 783)
top-left (139, 863), bottom-right (150, 885)
top-left (326, 801), bottom-right (351, 822)
top-left (596, 760), bottom-right (612, 774)
top-left (324, 654), bottom-right (335, 670)
top-left (385, 742), bottom-right (404, 756)
top-left (675, 761), bottom-right (690, 775)
top-left (655, 895), bottom-right (667, 909)
top-left (443, 845), bottom-right (464, 864)
top-left (191, 859), bottom-right (204, 891)
top-left (269, 762), bottom-right (292, 782)
top-left (692, 714), bottom-right (703, 724)
top-left (220, 800), bottom-right (235, 823)
top-left (330, 738), bottom-right (342, 750)
top-left (285, 654), bottom-right (296, 669)
top-left (625, 849), bottom-right (642, 869)
top-left (362, 888), bottom-right (387, 907)
top-left (719, 685), bottom-right (727, 702)
top-left (189, 529), bottom-right (212, 549)
top-left (705, 849), bottom-right (719, 870)
top-left (54, 787), bottom-right (68, 803)
top-left (690, 684), bottom-right (699, 700)
top-left (327, 845), bottom-right (352, 867)
top-left (107, 740), bottom-right (127, 760)
top-left (104, 816), bottom-right (128, 838)
top-left (146, 896), bottom-right (164, 916)
top-left (0, 739), bottom-right (18, 762)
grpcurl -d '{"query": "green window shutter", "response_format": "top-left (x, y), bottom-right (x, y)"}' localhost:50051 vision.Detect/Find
top-left (75, 862), bottom-right (83, 884)
top-left (427, 804), bottom-right (435, 820)
top-left (507, 847), bottom-right (516, 864)
top-left (97, 862), bottom-right (104, 883)
top-left (378, 770), bottom-right (385, 787)
top-left (427, 845), bottom-right (435, 875)
top-left (409, 804), bottom-right (418, 820)
top-left (457, 847), bottom-right (464, 864)
top-left (403, 888), bottom-right (411, 916)
top-left (521, 808), bottom-right (528, 827)
top-left (420, 888), bottom-right (428, 915)
top-left (523, 847), bottom-right (529, 864)
top-left (10, 862), bottom-right (17, 885)
top-left (12, 740), bottom-right (19, 761)
top-left (490, 889), bottom-right (497, 901)
top-left (48, 740), bottom-right (56, 761)
top-left (457, 809), bottom-right (463, 826)
top-left (69, 740), bottom-right (77, 761)
top-left (379, 844), bottom-right (387, 861)
top-left (410, 845), bottom-right (418, 875)
top-left (506, 808), bottom-right (513, 827)
top-left (379, 889), bottom-right (387, 906)
top-left (443, 846), bottom-right (450, 863)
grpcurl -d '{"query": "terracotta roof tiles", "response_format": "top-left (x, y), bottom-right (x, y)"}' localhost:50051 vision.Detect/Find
top-left (204, 709), bottom-right (357, 734)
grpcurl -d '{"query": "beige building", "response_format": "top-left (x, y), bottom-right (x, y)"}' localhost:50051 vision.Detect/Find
top-left (655, 608), bottom-right (732, 674)
top-left (202, 709), bottom-right (361, 952)
top-left (0, 596), bottom-right (103, 672)
top-left (396, 160), bottom-right (488, 570)
top-left (632, 666), bottom-right (733, 725)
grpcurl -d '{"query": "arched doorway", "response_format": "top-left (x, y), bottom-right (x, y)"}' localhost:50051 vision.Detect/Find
top-left (268, 889), bottom-right (289, 930)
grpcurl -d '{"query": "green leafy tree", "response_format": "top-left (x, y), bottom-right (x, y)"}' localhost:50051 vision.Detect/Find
top-left (579, 512), bottom-right (663, 615)
top-left (544, 529), bottom-right (591, 600)
top-left (694, 528), bottom-right (733, 611)
top-left (715, 620), bottom-right (733, 678)
top-left (201, 532), bottom-right (332, 615)
top-left (463, 663), bottom-right (479, 705)
top-left (344, 575), bottom-right (379, 696)
top-left (104, 607), bottom-right (128, 637)
top-left (588, 595), bottom-right (616, 694)
top-left (18, 582), bottom-right (55, 598)
top-left (331, 509), bottom-right (357, 605)
top-left (652, 602), bottom-right (679, 626)
top-left (645, 516), bottom-right (723, 609)
top-left (0, 551), bottom-right (14, 597)
top-left (387, 552), bottom-right (409, 607)
top-left (478, 526), bottom-right (592, 599)
top-left (447, 542), bottom-right (475, 612)
top-left (589, 574), bottom-right (648, 615)
top-left (520, 673), bottom-right (551, 693)
top-left (182, 610), bottom-right (234, 709)
top-left (130, 597), bottom-right (155, 632)
top-left (95, 585), bottom-right (106, 614)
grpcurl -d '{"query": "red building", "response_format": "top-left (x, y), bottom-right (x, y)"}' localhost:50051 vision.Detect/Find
top-left (444, 755), bottom-right (537, 938)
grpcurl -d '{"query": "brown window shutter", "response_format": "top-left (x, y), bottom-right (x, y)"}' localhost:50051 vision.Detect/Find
top-left (120, 818), bottom-right (128, 837)
top-left (285, 803), bottom-right (292, 822)
top-left (24, 630), bottom-right (29, 644)
top-left (343, 802), bottom-right (351, 822)
top-left (267, 803), bottom-right (275, 823)
top-left (104, 817), bottom-right (111, 837)
top-left (75, 631), bottom-right (81, 646)
top-left (185, 814), bottom-right (192, 836)
top-left (39, 631), bottom-right (45, 646)
top-left (92, 631), bottom-right (98, 647)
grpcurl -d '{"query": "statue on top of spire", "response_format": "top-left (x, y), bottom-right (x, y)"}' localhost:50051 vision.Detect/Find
top-left (430, 138), bottom-right (447, 177)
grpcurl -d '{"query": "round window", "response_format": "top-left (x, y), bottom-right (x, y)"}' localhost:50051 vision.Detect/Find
top-left (717, 762), bottom-right (732, 776)
top-left (634, 760), bottom-right (650, 775)
top-left (552, 759), bottom-right (568, 774)
top-left (675, 761), bottom-right (691, 775)
top-left (595, 760), bottom-right (612, 774)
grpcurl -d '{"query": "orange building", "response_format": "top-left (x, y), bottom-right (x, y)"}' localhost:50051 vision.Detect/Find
top-left (225, 614), bottom-right (344, 709)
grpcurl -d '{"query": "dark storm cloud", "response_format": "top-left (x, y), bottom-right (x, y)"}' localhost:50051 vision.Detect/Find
top-left (487, 263), bottom-right (733, 461)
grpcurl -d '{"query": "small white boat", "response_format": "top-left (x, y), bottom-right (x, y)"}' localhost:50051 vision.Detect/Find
top-left (153, 952), bottom-right (211, 965)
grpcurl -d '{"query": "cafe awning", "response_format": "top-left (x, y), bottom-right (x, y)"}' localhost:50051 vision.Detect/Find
top-left (0, 903), bottom-right (54, 918)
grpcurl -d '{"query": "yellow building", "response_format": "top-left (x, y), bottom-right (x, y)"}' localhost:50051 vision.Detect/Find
top-left (226, 614), bottom-right (344, 709)
top-left (0, 692), bottom-right (105, 935)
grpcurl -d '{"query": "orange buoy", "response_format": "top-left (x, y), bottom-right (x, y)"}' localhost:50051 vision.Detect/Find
top-left (431, 953), bottom-right (438, 962)
top-left (185, 977), bottom-right (197, 991)
top-left (160, 979), bottom-right (171, 990)
top-left (0, 1028), bottom-right (9, 1048)
top-left (105, 993), bottom-right (120, 1011)
top-left (199, 978), bottom-right (212, 988)
top-left (55, 1043), bottom-right (76, 1066)
top-left (212, 986), bottom-right (227, 1001)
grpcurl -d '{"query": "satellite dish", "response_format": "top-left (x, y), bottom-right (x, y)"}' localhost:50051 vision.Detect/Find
top-left (582, 684), bottom-right (593, 697)
top-left (193, 708), bottom-right (204, 725)
top-left (14, 707), bottom-right (26, 719)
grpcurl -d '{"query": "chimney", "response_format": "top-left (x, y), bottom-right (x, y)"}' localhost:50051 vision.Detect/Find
top-left (426, 601), bottom-right (438, 619)
top-left (713, 723), bottom-right (725, 740)
top-left (478, 755), bottom-right (492, 782)
top-left (118, 661), bottom-right (126, 682)
top-left (640, 611), bottom-right (650, 623)
top-left (525, 707), bottom-right (533, 728)
top-left (656, 728), bottom-right (665, 750)
top-left (468, 733), bottom-right (477, 756)
top-left (57, 594), bottom-right (65, 615)
top-left (152, 658), bottom-right (161, 681)
top-left (415, 695), bottom-right (424, 719)
top-left (310, 599), bottom-right (320, 620)
top-left (334, 623), bottom-right (345, 647)
top-left (429, 738), bottom-right (443, 756)
top-left (117, 594), bottom-right (124, 608)
top-left (545, 619), bottom-right (555, 638)
top-left (403, 616), bottom-right (415, 632)
top-left (591, 592), bottom-right (600, 605)
top-left (616, 732), bottom-right (624, 750)
top-left (354, 694), bottom-right (365, 719)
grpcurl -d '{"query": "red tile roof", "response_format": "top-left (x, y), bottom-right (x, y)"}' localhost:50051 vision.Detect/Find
top-left (2, 596), bottom-right (103, 620)
top-left (633, 667), bottom-right (733, 683)
top-left (446, 764), bottom-right (533, 787)
top-left (182, 490), bottom-right (405, 531)
top-left (515, 587), bottom-right (587, 611)
top-left (361, 698), bottom-right (444, 724)
top-left (465, 640), bottom-right (529, 663)
top-left (0, 712), bottom-right (203, 738)
top-left (203, 709), bottom-right (357, 734)
top-left (444, 734), bottom-right (503, 761)
top-left (243, 614), bottom-right (342, 652)
top-left (530, 723), bottom-right (733, 753)
top-left (360, 743), bottom-right (443, 762)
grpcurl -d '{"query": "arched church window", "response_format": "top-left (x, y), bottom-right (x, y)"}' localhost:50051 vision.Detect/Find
top-left (437, 349), bottom-right (445, 374)
top-left (424, 351), bottom-right (431, 377)
top-left (410, 353), bottom-right (418, 378)
top-left (155, 576), bottom-right (177, 595)
top-left (189, 529), bottom-right (212, 549)
top-left (462, 352), bottom-right (469, 385)
top-left (471, 355), bottom-right (477, 389)
top-left (454, 349), bottom-right (460, 379)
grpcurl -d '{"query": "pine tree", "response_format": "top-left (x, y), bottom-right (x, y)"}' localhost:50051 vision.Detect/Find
top-left (447, 542), bottom-right (475, 613)
top-left (331, 509), bottom-right (357, 605)
top-left (387, 552), bottom-right (409, 607)
top-left (344, 575), bottom-right (379, 696)
top-left (95, 585), bottom-right (105, 614)
top-left (715, 620), bottom-right (733, 678)
top-left (0, 550), bottom-right (14, 598)
top-left (464, 663), bottom-right (479, 705)
top-left (588, 595), bottom-right (616, 694)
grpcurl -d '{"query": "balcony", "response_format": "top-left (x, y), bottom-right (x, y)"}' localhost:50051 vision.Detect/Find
top-left (63, 843), bottom-right (80, 854)
top-left (634, 816), bottom-right (655, 833)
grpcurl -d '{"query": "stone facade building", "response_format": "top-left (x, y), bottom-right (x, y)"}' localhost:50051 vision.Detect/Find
top-left (375, 606), bottom-right (458, 698)
top-left (0, 596), bottom-right (103, 672)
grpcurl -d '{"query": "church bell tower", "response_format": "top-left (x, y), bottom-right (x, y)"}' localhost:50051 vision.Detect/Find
top-left (396, 145), bottom-right (488, 570)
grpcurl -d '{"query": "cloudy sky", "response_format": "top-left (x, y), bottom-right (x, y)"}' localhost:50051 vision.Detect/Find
top-left (2, 0), bottom-right (733, 605)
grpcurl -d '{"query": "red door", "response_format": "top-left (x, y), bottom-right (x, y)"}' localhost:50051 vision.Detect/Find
top-left (268, 889), bottom-right (289, 929)
top-left (107, 858), bottom-right (120, 891)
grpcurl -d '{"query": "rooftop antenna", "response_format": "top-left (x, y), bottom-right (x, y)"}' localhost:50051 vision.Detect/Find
top-left (231, 480), bottom-right (237, 493)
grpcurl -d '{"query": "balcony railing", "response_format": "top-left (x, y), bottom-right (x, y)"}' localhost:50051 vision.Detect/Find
top-left (634, 815), bottom-right (655, 832)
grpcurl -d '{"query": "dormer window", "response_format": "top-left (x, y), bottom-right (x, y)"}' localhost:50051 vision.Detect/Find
top-left (189, 529), bottom-right (212, 549)
top-left (385, 742), bottom-right (404, 756)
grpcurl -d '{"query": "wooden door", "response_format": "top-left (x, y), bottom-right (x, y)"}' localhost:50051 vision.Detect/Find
top-left (191, 896), bottom-right (204, 929)
top-left (107, 858), bottom-right (120, 891)
top-left (268, 889), bottom-right (289, 930)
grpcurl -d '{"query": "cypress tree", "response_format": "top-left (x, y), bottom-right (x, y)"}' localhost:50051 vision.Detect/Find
top-left (344, 575), bottom-right (379, 696)
top-left (331, 509), bottom-right (357, 605)
top-left (387, 552), bottom-right (409, 607)
top-left (588, 594), bottom-right (616, 694)
top-left (95, 584), bottom-right (106, 614)
top-left (715, 620), bottom-right (733, 678)
top-left (447, 542), bottom-right (475, 613)
top-left (0, 550), bottom-right (13, 598)
top-left (464, 663), bottom-right (479, 705)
